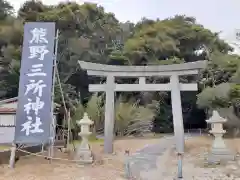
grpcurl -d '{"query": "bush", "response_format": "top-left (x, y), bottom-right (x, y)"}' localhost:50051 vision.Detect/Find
top-left (197, 83), bottom-right (240, 137)
top-left (72, 94), bottom-right (157, 137)
top-left (72, 93), bottom-right (104, 134)
top-left (114, 98), bottom-right (156, 136)
top-left (197, 83), bottom-right (231, 109)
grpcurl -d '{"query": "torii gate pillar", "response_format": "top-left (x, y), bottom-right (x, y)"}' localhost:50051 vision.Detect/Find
top-left (171, 74), bottom-right (184, 152)
top-left (104, 75), bottom-right (115, 153)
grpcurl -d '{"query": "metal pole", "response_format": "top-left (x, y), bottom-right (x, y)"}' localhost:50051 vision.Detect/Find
top-left (177, 153), bottom-right (183, 179)
top-left (48, 29), bottom-right (59, 162)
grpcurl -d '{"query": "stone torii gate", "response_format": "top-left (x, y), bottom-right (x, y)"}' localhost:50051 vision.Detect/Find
top-left (78, 60), bottom-right (207, 154)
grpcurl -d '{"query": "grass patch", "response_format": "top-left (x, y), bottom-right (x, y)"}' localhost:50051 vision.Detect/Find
top-left (115, 133), bottom-right (164, 140)
top-left (0, 145), bottom-right (10, 151)
top-left (70, 133), bottom-right (162, 147)
top-left (88, 135), bottom-right (104, 143)
top-left (72, 134), bottom-right (104, 145)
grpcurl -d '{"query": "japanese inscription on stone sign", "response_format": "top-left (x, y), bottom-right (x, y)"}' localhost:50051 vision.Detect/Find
top-left (14, 22), bottom-right (56, 144)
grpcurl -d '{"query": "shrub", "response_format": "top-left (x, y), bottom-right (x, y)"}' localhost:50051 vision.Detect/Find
top-left (114, 97), bottom-right (156, 136)
top-left (72, 94), bottom-right (157, 137)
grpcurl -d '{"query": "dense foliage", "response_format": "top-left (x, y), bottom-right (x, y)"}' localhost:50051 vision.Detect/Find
top-left (0, 0), bottom-right (239, 135)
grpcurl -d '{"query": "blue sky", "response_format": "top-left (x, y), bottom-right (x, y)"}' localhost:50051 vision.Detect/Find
top-left (10, 0), bottom-right (240, 41)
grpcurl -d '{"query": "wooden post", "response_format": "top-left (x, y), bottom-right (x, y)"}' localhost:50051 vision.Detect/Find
top-left (9, 143), bottom-right (16, 168)
top-left (104, 75), bottom-right (115, 153)
top-left (139, 77), bottom-right (145, 84)
top-left (67, 111), bottom-right (71, 151)
top-left (170, 74), bottom-right (185, 153)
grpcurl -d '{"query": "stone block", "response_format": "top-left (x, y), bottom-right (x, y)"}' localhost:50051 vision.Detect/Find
top-left (207, 148), bottom-right (235, 164)
top-left (75, 146), bottom-right (93, 164)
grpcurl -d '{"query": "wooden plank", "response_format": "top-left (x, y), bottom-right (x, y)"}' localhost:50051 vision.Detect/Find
top-left (79, 60), bottom-right (207, 73)
top-left (86, 70), bottom-right (199, 77)
top-left (88, 83), bottom-right (197, 92)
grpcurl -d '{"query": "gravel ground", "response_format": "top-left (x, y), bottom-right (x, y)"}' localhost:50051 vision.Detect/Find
top-left (158, 136), bottom-right (240, 180)
top-left (161, 153), bottom-right (240, 180)
top-left (128, 135), bottom-right (240, 180)
top-left (0, 138), bottom-right (160, 180)
top-left (1, 136), bottom-right (240, 180)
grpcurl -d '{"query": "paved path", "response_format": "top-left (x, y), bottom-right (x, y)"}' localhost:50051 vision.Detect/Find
top-left (124, 134), bottom-right (240, 180)
top-left (124, 135), bottom-right (175, 179)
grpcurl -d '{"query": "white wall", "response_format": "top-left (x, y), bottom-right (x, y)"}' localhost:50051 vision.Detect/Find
top-left (0, 114), bottom-right (15, 144)
top-left (0, 127), bottom-right (15, 144)
top-left (0, 114), bottom-right (15, 126)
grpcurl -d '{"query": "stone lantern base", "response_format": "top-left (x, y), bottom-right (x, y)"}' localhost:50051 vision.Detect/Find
top-left (75, 143), bottom-right (93, 164)
top-left (207, 147), bottom-right (235, 164)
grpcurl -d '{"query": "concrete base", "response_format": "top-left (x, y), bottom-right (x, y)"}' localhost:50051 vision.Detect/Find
top-left (207, 148), bottom-right (235, 164)
top-left (75, 145), bottom-right (93, 164)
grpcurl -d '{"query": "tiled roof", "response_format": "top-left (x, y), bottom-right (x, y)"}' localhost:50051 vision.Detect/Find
top-left (0, 97), bottom-right (18, 105)
top-left (0, 108), bottom-right (16, 113)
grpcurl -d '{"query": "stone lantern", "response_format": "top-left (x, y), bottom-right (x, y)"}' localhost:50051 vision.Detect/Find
top-left (75, 112), bottom-right (94, 164)
top-left (206, 110), bottom-right (235, 164)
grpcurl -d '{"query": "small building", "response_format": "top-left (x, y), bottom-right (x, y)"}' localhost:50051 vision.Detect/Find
top-left (0, 97), bottom-right (59, 144)
top-left (0, 97), bottom-right (18, 144)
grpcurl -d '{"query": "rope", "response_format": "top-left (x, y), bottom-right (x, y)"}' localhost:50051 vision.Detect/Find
top-left (16, 148), bottom-right (125, 173)
top-left (17, 148), bottom-right (82, 162)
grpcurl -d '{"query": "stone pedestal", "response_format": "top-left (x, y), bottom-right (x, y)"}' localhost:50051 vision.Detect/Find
top-left (206, 110), bottom-right (235, 164)
top-left (75, 113), bottom-right (94, 164)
